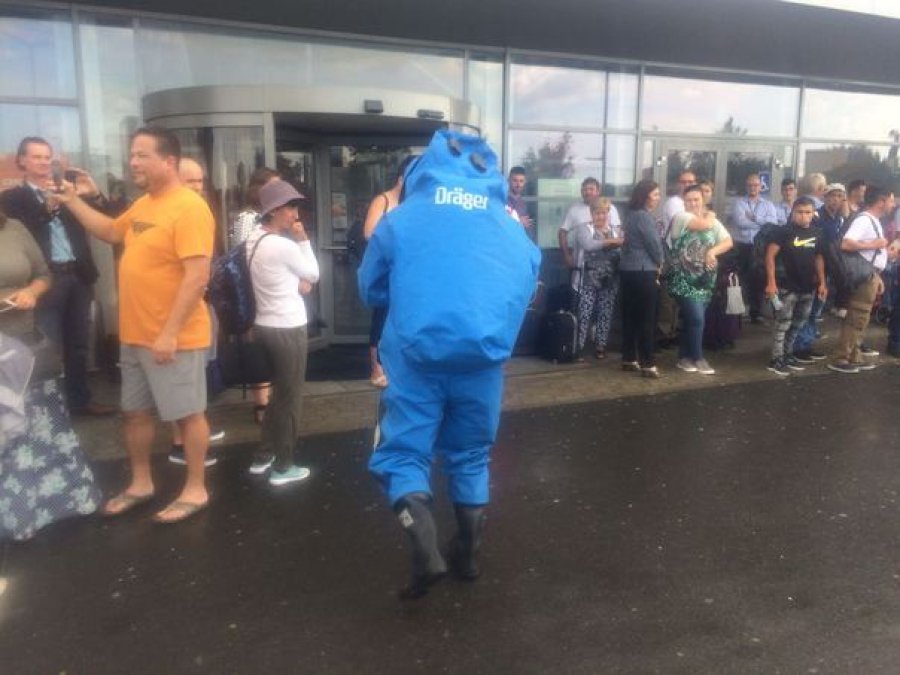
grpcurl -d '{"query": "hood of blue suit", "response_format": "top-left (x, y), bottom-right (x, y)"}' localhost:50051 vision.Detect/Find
top-left (358, 129), bottom-right (541, 371)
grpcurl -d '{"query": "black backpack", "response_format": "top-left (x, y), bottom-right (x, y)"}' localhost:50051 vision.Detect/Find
top-left (752, 223), bottom-right (786, 284)
top-left (206, 233), bottom-right (271, 335)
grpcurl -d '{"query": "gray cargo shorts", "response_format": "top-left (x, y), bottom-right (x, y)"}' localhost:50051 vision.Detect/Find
top-left (120, 345), bottom-right (207, 422)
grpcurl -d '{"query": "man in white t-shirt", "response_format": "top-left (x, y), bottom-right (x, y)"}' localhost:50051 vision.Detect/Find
top-left (827, 185), bottom-right (893, 374)
top-left (558, 177), bottom-right (620, 287)
top-left (662, 169), bottom-right (696, 233)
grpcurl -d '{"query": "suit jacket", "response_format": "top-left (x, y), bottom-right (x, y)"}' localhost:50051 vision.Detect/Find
top-left (0, 184), bottom-right (100, 285)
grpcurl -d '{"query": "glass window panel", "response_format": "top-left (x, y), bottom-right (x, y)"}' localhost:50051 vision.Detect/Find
top-left (138, 20), bottom-right (312, 90)
top-left (171, 127), bottom-right (265, 252)
top-left (801, 142), bottom-right (900, 196)
top-left (725, 151), bottom-right (774, 198)
top-left (138, 20), bottom-right (462, 97)
top-left (0, 9), bottom-right (76, 99)
top-left (604, 134), bottom-right (636, 198)
top-left (79, 14), bottom-right (140, 196)
top-left (312, 43), bottom-right (463, 98)
top-left (664, 150), bottom-right (717, 194)
top-left (803, 88), bottom-right (900, 141)
top-left (0, 104), bottom-right (81, 191)
top-left (510, 63), bottom-right (605, 127)
top-left (508, 130), bottom-right (603, 186)
top-left (642, 75), bottom-right (800, 137)
top-left (468, 55), bottom-right (503, 146)
top-left (606, 72), bottom-right (639, 129)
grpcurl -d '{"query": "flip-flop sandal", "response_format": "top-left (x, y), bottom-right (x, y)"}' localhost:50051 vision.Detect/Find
top-left (152, 500), bottom-right (209, 525)
top-left (100, 491), bottom-right (154, 517)
top-left (369, 374), bottom-right (388, 388)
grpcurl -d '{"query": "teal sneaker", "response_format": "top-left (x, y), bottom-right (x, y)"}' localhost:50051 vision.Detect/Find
top-left (269, 465), bottom-right (311, 486)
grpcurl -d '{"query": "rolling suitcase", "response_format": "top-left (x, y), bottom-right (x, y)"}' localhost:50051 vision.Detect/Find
top-left (539, 310), bottom-right (577, 363)
top-left (513, 281), bottom-right (546, 356)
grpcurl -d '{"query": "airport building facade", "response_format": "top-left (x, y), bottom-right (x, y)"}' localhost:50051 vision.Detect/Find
top-left (4, 0), bottom-right (900, 345)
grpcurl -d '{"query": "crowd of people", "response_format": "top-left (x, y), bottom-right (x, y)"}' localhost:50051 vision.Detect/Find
top-left (537, 166), bottom-right (900, 379)
top-left (0, 128), bottom-right (322, 538)
top-left (2, 126), bottom-right (899, 598)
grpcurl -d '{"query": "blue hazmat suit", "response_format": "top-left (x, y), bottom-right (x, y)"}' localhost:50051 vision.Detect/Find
top-left (358, 130), bottom-right (541, 507)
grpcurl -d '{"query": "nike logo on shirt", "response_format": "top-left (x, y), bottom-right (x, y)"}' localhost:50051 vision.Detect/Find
top-left (793, 236), bottom-right (816, 248)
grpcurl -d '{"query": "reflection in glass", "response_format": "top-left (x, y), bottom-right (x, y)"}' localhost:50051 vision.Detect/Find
top-left (604, 135), bottom-right (637, 198)
top-left (313, 43), bottom-right (463, 98)
top-left (172, 127), bottom-right (265, 253)
top-left (642, 75), bottom-right (799, 137)
top-left (664, 150), bottom-right (716, 195)
top-left (0, 9), bottom-right (76, 99)
top-left (138, 20), bottom-right (463, 97)
top-left (468, 55), bottom-right (503, 146)
top-left (606, 72), bottom-right (639, 129)
top-left (725, 152), bottom-right (773, 198)
top-left (508, 130), bottom-right (603, 186)
top-left (801, 142), bottom-right (900, 196)
top-left (79, 14), bottom-right (140, 195)
top-left (803, 88), bottom-right (900, 142)
top-left (510, 63), bottom-right (605, 127)
top-left (329, 145), bottom-right (423, 337)
top-left (0, 104), bottom-right (81, 190)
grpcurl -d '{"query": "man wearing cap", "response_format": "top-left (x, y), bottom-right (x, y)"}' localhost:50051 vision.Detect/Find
top-left (792, 183), bottom-right (846, 363)
top-left (57, 126), bottom-right (215, 524)
top-left (244, 179), bottom-right (319, 485)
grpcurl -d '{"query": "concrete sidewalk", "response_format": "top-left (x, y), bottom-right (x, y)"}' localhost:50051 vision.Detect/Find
top-left (74, 315), bottom-right (896, 461)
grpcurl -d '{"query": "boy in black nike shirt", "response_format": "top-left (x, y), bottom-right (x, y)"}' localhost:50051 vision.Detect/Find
top-left (764, 197), bottom-right (828, 376)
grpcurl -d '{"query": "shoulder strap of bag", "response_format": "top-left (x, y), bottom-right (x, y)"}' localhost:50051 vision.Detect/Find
top-left (248, 232), bottom-right (273, 272)
top-left (856, 213), bottom-right (883, 263)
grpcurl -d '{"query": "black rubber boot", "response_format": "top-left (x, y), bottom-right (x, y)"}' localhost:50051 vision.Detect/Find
top-left (393, 493), bottom-right (447, 599)
top-left (447, 503), bottom-right (486, 581)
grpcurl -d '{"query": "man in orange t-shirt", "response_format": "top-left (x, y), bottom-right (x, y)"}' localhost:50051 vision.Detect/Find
top-left (58, 127), bottom-right (214, 524)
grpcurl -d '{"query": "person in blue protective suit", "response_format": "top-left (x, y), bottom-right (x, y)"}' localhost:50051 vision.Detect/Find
top-left (358, 130), bottom-right (541, 599)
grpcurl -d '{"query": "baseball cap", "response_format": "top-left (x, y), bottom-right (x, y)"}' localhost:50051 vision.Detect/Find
top-left (259, 179), bottom-right (306, 215)
top-left (824, 182), bottom-right (846, 195)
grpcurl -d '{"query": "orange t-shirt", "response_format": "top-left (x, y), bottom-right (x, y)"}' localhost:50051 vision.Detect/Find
top-left (113, 186), bottom-right (214, 349)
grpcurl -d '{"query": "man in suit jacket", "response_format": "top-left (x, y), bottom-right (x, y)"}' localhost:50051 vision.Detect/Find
top-left (0, 137), bottom-right (115, 416)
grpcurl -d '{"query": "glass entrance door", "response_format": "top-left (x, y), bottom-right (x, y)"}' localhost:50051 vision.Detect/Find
top-left (651, 139), bottom-right (794, 227)
top-left (324, 142), bottom-right (426, 342)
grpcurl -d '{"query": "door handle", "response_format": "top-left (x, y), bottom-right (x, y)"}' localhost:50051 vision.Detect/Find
top-left (320, 245), bottom-right (349, 251)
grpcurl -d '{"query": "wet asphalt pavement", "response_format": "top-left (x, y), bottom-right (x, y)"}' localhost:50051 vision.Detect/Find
top-left (4, 369), bottom-right (900, 673)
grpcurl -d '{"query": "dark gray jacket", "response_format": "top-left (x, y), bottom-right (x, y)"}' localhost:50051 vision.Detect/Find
top-left (619, 209), bottom-right (664, 272)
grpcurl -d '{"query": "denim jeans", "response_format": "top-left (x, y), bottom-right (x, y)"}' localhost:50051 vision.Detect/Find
top-left (792, 294), bottom-right (824, 352)
top-left (770, 291), bottom-right (813, 360)
top-left (35, 271), bottom-right (93, 411)
top-left (676, 297), bottom-right (707, 362)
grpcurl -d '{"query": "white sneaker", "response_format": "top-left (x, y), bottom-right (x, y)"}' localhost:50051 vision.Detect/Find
top-left (209, 429), bottom-right (226, 442)
top-left (249, 457), bottom-right (274, 475)
top-left (676, 358), bottom-right (698, 373)
top-left (694, 358), bottom-right (715, 375)
top-left (269, 466), bottom-right (311, 486)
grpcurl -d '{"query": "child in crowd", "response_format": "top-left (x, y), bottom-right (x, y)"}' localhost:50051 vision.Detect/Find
top-left (764, 197), bottom-right (828, 376)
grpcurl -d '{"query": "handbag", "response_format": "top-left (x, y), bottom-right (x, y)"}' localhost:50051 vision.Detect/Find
top-left (217, 332), bottom-right (274, 387)
top-left (725, 273), bottom-right (746, 315)
top-left (839, 213), bottom-right (883, 289)
top-left (839, 250), bottom-right (878, 289)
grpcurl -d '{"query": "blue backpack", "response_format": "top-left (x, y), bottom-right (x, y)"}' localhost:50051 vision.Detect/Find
top-left (358, 130), bottom-right (542, 371)
top-left (206, 233), bottom-right (271, 335)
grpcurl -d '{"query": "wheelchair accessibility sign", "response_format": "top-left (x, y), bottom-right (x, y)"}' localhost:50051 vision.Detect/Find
top-left (758, 170), bottom-right (771, 194)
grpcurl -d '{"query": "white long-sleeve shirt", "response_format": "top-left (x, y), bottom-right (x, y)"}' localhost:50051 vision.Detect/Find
top-left (246, 230), bottom-right (319, 328)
